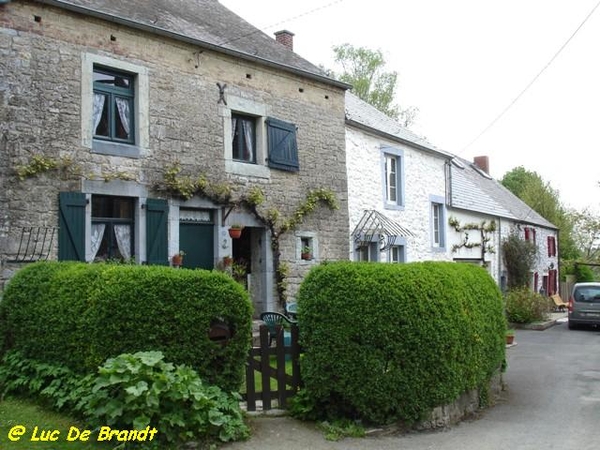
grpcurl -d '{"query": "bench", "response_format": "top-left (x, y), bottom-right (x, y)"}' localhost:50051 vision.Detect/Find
top-left (551, 294), bottom-right (568, 312)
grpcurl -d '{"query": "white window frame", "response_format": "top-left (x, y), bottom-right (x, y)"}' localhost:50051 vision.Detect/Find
top-left (381, 146), bottom-right (404, 209)
top-left (430, 195), bottom-right (446, 251)
top-left (295, 232), bottom-right (318, 263)
top-left (82, 53), bottom-right (149, 158)
top-left (221, 95), bottom-right (270, 179)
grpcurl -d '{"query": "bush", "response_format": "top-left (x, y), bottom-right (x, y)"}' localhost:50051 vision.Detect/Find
top-left (0, 351), bottom-right (249, 447)
top-left (293, 261), bottom-right (506, 425)
top-left (0, 262), bottom-right (253, 391)
top-left (505, 287), bottom-right (551, 324)
top-left (82, 351), bottom-right (249, 446)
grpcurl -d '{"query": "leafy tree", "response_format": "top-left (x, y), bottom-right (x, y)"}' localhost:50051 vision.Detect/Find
top-left (570, 208), bottom-right (600, 262)
top-left (332, 43), bottom-right (418, 126)
top-left (501, 166), bottom-right (579, 261)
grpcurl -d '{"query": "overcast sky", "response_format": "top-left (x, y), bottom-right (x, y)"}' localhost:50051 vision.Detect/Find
top-left (220, 0), bottom-right (600, 212)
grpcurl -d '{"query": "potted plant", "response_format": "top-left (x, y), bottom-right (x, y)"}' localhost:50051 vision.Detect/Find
top-left (222, 255), bottom-right (233, 267)
top-left (506, 329), bottom-right (515, 345)
top-left (228, 224), bottom-right (243, 239)
top-left (171, 250), bottom-right (185, 267)
top-left (301, 245), bottom-right (312, 260)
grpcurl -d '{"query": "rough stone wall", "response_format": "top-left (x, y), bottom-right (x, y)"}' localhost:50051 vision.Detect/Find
top-left (0, 1), bottom-right (349, 291)
top-left (345, 125), bottom-right (450, 262)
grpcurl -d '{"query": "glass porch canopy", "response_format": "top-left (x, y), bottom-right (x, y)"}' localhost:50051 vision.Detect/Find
top-left (351, 209), bottom-right (415, 251)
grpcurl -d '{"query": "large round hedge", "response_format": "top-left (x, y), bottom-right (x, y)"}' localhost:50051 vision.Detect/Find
top-left (296, 261), bottom-right (506, 424)
top-left (0, 262), bottom-right (253, 391)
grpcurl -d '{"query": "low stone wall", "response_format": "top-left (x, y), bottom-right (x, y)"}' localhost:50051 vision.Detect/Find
top-left (415, 371), bottom-right (504, 430)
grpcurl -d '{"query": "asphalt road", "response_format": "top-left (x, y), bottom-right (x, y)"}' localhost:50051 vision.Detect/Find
top-left (224, 320), bottom-right (600, 450)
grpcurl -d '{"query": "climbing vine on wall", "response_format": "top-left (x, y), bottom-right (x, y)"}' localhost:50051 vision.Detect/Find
top-left (158, 162), bottom-right (339, 307)
top-left (448, 216), bottom-right (497, 261)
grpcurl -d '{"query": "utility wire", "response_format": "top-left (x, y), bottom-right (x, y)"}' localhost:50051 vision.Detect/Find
top-left (218, 0), bottom-right (347, 47)
top-left (461, 0), bottom-right (600, 152)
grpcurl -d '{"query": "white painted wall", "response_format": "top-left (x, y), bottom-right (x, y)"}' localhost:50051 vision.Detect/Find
top-left (345, 126), bottom-right (450, 262)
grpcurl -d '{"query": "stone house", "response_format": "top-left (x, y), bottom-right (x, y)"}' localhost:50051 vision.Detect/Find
top-left (0, 0), bottom-right (350, 313)
top-left (447, 156), bottom-right (559, 294)
top-left (345, 91), bottom-right (454, 263)
top-left (345, 93), bottom-right (559, 293)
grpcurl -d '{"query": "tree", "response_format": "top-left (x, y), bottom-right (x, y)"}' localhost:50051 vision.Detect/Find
top-left (570, 208), bottom-right (600, 262)
top-left (501, 166), bottom-right (579, 261)
top-left (332, 43), bottom-right (418, 127)
top-left (502, 232), bottom-right (538, 289)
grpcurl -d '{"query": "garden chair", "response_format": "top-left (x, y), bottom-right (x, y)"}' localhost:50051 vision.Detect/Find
top-left (259, 311), bottom-right (297, 346)
top-left (551, 294), bottom-right (568, 312)
top-left (285, 302), bottom-right (298, 320)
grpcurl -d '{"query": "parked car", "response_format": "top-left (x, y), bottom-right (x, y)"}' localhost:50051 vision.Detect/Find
top-left (568, 282), bottom-right (600, 329)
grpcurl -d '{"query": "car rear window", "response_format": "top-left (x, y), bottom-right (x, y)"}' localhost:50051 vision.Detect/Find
top-left (574, 286), bottom-right (600, 303)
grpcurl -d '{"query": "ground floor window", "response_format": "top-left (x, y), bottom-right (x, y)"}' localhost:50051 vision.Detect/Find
top-left (91, 195), bottom-right (134, 261)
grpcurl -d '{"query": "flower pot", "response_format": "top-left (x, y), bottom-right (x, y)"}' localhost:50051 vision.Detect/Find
top-left (228, 228), bottom-right (242, 239)
top-left (301, 252), bottom-right (312, 260)
top-left (506, 335), bottom-right (515, 345)
top-left (172, 254), bottom-right (183, 267)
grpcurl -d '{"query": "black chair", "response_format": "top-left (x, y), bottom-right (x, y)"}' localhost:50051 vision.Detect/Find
top-left (259, 311), bottom-right (297, 346)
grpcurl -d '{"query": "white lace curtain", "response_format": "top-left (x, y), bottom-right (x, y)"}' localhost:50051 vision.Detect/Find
top-left (90, 223), bottom-right (106, 260)
top-left (92, 93), bottom-right (105, 135)
top-left (114, 224), bottom-right (131, 261)
top-left (231, 117), bottom-right (254, 161)
top-left (115, 97), bottom-right (130, 137)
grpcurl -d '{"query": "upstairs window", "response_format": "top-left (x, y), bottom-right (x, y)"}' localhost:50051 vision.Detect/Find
top-left (93, 67), bottom-right (135, 144)
top-left (232, 114), bottom-right (257, 163)
top-left (547, 235), bottom-right (557, 257)
top-left (524, 227), bottom-right (536, 245)
top-left (431, 201), bottom-right (446, 250)
top-left (381, 147), bottom-right (404, 208)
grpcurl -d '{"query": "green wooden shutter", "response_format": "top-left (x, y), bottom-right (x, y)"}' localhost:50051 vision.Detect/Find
top-left (58, 192), bottom-right (86, 261)
top-left (267, 117), bottom-right (299, 172)
top-left (146, 198), bottom-right (168, 265)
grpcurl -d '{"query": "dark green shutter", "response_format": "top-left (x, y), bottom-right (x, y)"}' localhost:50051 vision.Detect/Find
top-left (58, 192), bottom-right (86, 261)
top-left (267, 117), bottom-right (299, 172)
top-left (146, 198), bottom-right (168, 265)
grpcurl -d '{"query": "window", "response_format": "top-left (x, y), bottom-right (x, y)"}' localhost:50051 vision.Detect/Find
top-left (81, 53), bottom-right (149, 158)
top-left (232, 114), bottom-right (256, 163)
top-left (547, 235), bottom-right (557, 257)
top-left (389, 245), bottom-right (405, 263)
top-left (431, 200), bottom-right (446, 250)
top-left (524, 227), bottom-right (536, 244)
top-left (296, 233), bottom-right (318, 261)
top-left (91, 195), bottom-right (134, 261)
top-left (93, 67), bottom-right (134, 144)
top-left (381, 147), bottom-right (404, 208)
top-left (356, 243), bottom-right (379, 261)
top-left (385, 155), bottom-right (398, 203)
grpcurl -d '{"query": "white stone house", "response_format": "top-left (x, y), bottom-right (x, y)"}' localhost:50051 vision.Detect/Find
top-left (345, 93), bottom-right (559, 294)
top-left (345, 92), bottom-right (454, 263)
top-left (448, 156), bottom-right (559, 294)
top-left (0, 0), bottom-right (351, 312)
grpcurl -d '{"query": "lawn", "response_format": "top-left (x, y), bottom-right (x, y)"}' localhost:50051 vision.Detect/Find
top-left (0, 397), bottom-right (112, 450)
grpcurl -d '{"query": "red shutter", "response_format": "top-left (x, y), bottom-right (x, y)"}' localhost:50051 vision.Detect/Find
top-left (547, 236), bottom-right (552, 257)
top-left (524, 227), bottom-right (530, 241)
top-left (548, 269), bottom-right (557, 296)
top-left (552, 236), bottom-right (557, 256)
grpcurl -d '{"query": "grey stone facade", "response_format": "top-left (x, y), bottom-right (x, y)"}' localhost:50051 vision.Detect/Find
top-left (0, 1), bottom-right (349, 310)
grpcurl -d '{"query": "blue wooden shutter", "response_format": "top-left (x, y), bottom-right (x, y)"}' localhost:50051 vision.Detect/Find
top-left (267, 117), bottom-right (299, 172)
top-left (146, 198), bottom-right (168, 265)
top-left (58, 192), bottom-right (86, 261)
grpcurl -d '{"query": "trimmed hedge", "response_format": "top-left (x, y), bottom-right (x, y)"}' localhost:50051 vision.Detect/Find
top-left (295, 261), bottom-right (506, 424)
top-left (0, 262), bottom-right (253, 391)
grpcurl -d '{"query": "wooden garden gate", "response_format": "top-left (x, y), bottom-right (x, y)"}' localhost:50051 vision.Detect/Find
top-left (243, 324), bottom-right (301, 411)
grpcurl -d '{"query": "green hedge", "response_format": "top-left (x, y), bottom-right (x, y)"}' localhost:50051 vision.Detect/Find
top-left (0, 262), bottom-right (253, 391)
top-left (295, 261), bottom-right (506, 424)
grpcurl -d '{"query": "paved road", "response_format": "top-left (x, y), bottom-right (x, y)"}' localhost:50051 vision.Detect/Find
top-left (224, 321), bottom-right (600, 450)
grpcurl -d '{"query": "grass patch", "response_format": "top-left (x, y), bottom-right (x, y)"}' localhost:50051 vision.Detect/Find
top-left (0, 397), bottom-right (112, 449)
top-left (240, 357), bottom-right (294, 394)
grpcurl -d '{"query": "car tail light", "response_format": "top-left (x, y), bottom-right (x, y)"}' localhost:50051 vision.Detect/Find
top-left (568, 296), bottom-right (574, 312)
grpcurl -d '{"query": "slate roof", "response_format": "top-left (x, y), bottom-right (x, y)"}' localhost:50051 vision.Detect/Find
top-left (345, 92), bottom-right (452, 158)
top-left (449, 157), bottom-right (557, 229)
top-left (40, 0), bottom-right (348, 88)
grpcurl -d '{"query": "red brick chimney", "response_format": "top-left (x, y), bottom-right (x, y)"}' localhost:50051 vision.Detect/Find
top-left (274, 30), bottom-right (294, 51)
top-left (473, 156), bottom-right (490, 174)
